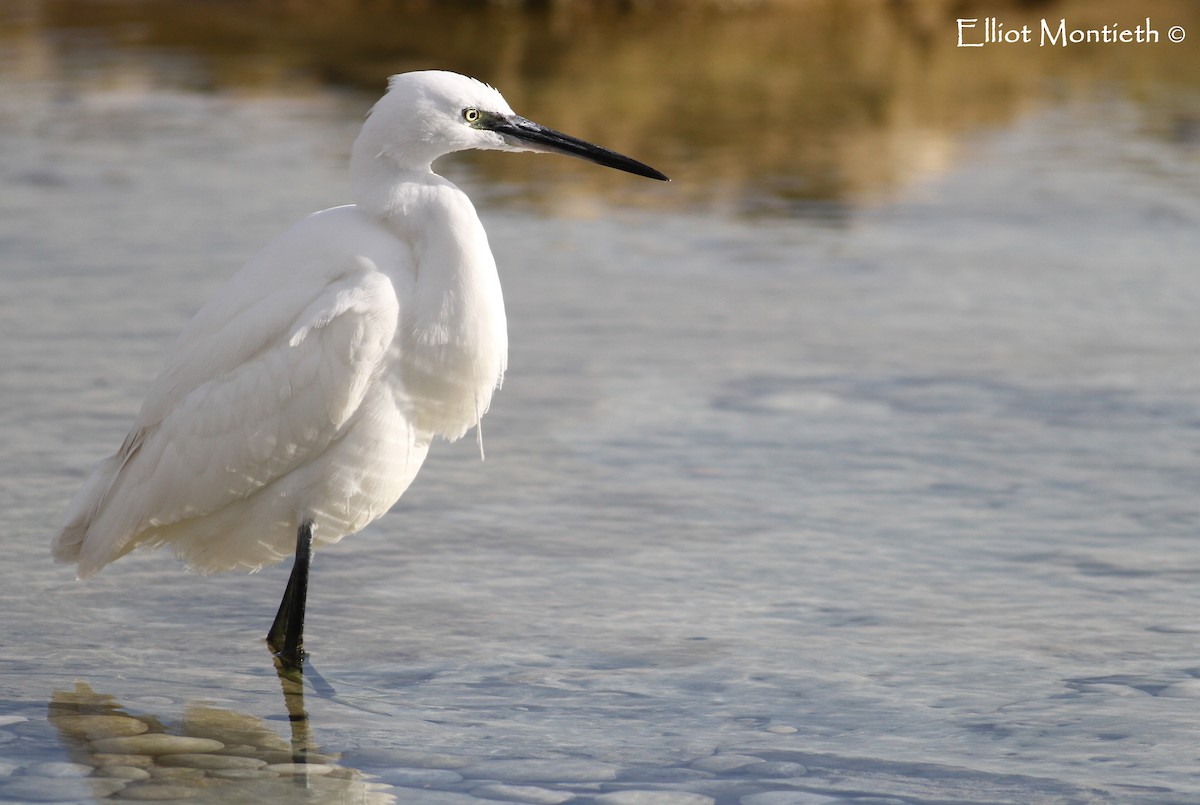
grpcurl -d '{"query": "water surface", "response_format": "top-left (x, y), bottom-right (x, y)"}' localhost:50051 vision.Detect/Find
top-left (2, 3), bottom-right (1200, 803)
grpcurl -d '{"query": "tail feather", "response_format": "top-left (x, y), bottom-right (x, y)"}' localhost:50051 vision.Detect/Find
top-left (51, 522), bottom-right (85, 565)
top-left (52, 452), bottom-right (125, 578)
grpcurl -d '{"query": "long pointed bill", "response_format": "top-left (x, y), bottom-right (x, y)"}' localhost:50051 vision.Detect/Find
top-left (487, 115), bottom-right (669, 181)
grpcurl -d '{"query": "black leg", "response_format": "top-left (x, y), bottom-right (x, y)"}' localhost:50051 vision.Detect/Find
top-left (267, 520), bottom-right (314, 670)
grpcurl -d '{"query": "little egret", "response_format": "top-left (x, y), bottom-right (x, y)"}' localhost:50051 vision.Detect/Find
top-left (53, 70), bottom-right (667, 669)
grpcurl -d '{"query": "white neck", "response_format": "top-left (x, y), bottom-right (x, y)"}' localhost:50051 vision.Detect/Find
top-left (350, 145), bottom-right (509, 443)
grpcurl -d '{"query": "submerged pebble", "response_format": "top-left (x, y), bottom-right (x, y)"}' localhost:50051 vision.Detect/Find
top-left (51, 714), bottom-right (150, 739)
top-left (23, 760), bottom-right (95, 778)
top-left (92, 734), bottom-right (225, 755)
top-left (0, 777), bottom-right (125, 801)
top-left (387, 791), bottom-right (495, 804)
top-left (148, 766), bottom-right (206, 782)
top-left (462, 759), bottom-right (620, 783)
top-left (93, 752), bottom-right (156, 768)
top-left (264, 762), bottom-right (336, 775)
top-left (690, 755), bottom-right (765, 774)
top-left (1159, 679), bottom-right (1200, 698)
top-left (740, 761), bottom-right (808, 778)
top-left (594, 792), bottom-right (715, 805)
top-left (209, 767), bottom-right (274, 780)
top-left (99, 765), bottom-right (153, 780)
top-left (739, 793), bottom-right (842, 805)
top-left (617, 766), bottom-right (712, 784)
top-left (378, 766), bottom-right (464, 786)
top-left (116, 782), bottom-right (200, 800)
top-left (158, 753), bottom-right (268, 770)
top-left (471, 782), bottom-right (575, 804)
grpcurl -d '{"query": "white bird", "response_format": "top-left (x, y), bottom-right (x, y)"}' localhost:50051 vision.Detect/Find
top-left (52, 70), bottom-right (667, 669)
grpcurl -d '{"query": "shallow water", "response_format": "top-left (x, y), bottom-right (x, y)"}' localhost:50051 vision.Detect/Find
top-left (4, 6), bottom-right (1200, 804)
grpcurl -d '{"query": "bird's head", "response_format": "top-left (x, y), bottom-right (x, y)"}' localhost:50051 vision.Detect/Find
top-left (354, 70), bottom-right (668, 181)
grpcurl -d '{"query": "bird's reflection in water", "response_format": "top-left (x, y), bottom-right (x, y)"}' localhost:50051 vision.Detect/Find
top-left (47, 666), bottom-right (394, 803)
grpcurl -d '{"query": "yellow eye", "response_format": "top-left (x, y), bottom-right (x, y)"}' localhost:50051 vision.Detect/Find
top-left (463, 108), bottom-right (481, 124)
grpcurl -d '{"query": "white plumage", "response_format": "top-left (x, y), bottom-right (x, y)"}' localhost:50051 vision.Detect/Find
top-left (51, 70), bottom-right (666, 663)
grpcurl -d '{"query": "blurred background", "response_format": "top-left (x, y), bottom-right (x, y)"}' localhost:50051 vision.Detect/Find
top-left (5, 0), bottom-right (1199, 215)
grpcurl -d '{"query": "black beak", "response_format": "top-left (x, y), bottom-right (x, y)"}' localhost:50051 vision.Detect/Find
top-left (486, 114), bottom-right (669, 182)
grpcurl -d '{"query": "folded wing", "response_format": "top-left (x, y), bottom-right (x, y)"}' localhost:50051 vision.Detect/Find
top-left (54, 244), bottom-right (402, 578)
